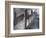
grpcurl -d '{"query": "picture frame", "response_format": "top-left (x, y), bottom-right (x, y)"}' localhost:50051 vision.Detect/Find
top-left (5, 1), bottom-right (45, 37)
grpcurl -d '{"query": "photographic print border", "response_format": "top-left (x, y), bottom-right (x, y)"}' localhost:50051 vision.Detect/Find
top-left (5, 1), bottom-right (45, 37)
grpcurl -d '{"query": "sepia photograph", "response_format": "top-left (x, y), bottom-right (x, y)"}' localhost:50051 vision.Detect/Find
top-left (10, 5), bottom-right (43, 33)
top-left (13, 8), bottom-right (39, 30)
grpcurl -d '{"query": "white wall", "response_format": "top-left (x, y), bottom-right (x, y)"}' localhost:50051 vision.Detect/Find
top-left (0, 0), bottom-right (46, 38)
